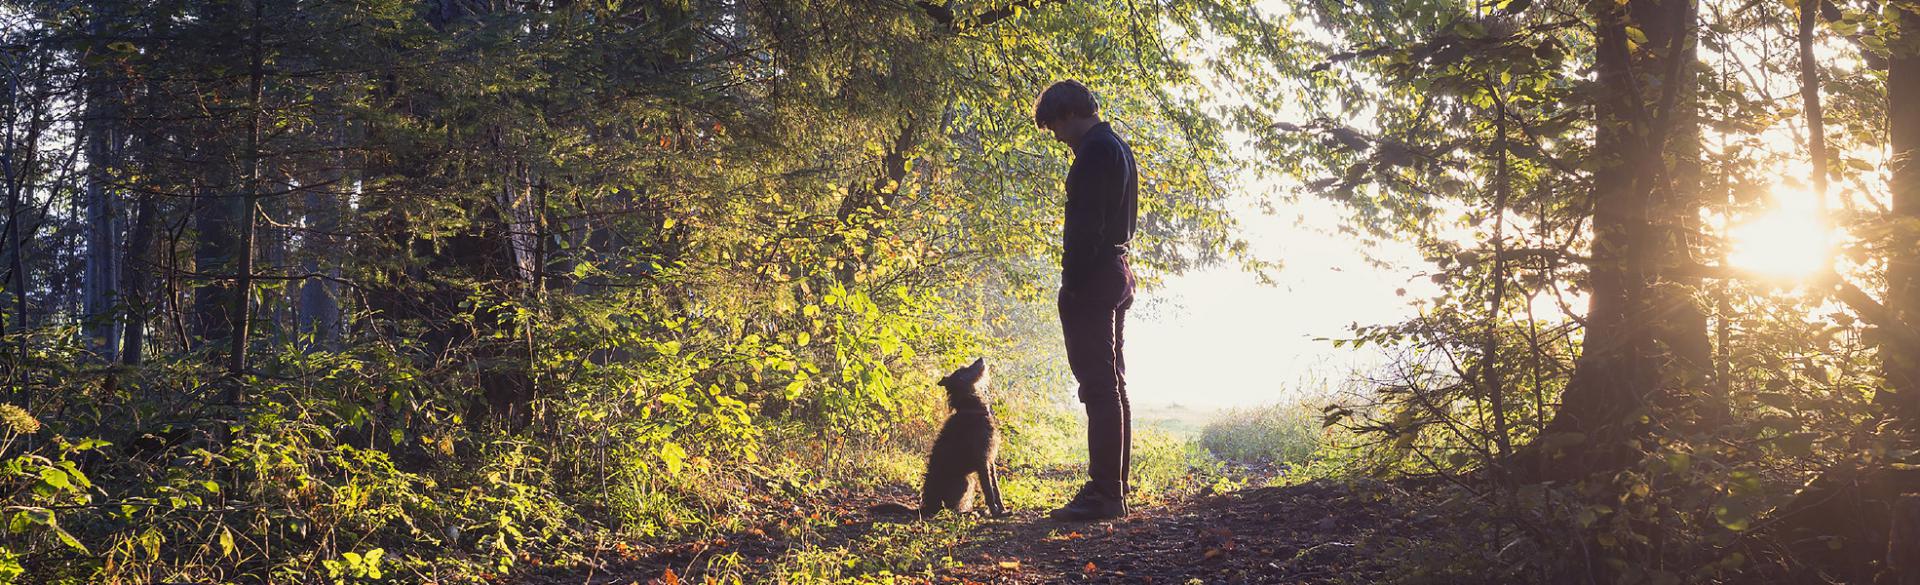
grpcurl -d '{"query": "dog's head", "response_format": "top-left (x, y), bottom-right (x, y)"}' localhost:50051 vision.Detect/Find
top-left (938, 358), bottom-right (990, 410)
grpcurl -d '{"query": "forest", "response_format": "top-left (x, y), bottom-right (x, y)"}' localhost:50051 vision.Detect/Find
top-left (1, 0), bottom-right (1918, 582)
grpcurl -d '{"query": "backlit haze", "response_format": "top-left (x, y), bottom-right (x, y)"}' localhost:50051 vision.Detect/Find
top-left (1113, 4), bottom-right (1844, 410)
top-left (1125, 186), bottom-right (1432, 409)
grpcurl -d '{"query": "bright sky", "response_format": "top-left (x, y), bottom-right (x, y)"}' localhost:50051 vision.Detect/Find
top-left (1122, 170), bottom-right (1837, 410)
top-left (1125, 187), bottom-right (1430, 408)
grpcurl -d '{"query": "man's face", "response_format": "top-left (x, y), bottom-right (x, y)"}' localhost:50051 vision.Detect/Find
top-left (1042, 115), bottom-right (1089, 148)
top-left (1046, 122), bottom-right (1071, 145)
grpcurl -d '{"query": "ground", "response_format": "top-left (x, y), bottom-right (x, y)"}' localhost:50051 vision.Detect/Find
top-left (520, 474), bottom-right (1469, 584)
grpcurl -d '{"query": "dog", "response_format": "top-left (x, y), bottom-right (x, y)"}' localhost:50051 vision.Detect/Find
top-left (872, 358), bottom-right (1006, 518)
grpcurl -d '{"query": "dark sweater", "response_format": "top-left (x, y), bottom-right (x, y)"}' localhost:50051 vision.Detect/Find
top-left (1062, 122), bottom-right (1139, 286)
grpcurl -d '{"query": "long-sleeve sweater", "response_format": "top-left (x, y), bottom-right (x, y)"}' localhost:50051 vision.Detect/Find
top-left (1062, 122), bottom-right (1138, 286)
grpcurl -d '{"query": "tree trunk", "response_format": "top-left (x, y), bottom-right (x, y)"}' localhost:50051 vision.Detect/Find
top-left (1883, 3), bottom-right (1920, 431)
top-left (119, 191), bottom-right (157, 365)
top-left (224, 0), bottom-right (265, 384)
top-left (82, 74), bottom-right (122, 362)
top-left (120, 0), bottom-right (172, 366)
top-left (189, 181), bottom-right (240, 360)
top-left (832, 118), bottom-right (920, 285)
top-left (1485, 87), bottom-right (1513, 459)
top-left (1647, 0), bottom-right (1714, 401)
top-left (298, 110), bottom-right (348, 351)
top-left (1, 73), bottom-right (26, 391)
top-left (2, 75), bottom-right (23, 335)
top-left (1892, 494), bottom-right (1920, 585)
top-left (1523, 0), bottom-right (1699, 480)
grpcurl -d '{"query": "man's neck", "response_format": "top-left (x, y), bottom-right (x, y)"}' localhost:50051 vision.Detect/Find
top-left (1065, 116), bottom-right (1104, 149)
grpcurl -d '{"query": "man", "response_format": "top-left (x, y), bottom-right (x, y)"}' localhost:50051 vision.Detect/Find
top-left (1034, 80), bottom-right (1138, 522)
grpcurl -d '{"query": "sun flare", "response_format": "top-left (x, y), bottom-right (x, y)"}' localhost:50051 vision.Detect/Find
top-left (1725, 187), bottom-right (1834, 281)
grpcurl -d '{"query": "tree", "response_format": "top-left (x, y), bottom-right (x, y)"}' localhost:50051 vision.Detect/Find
top-left (1526, 0), bottom-right (1712, 479)
top-left (1884, 0), bottom-right (1920, 430)
top-left (80, 30), bottom-right (123, 363)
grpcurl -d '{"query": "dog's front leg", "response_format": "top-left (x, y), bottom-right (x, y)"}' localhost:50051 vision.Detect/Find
top-left (981, 464), bottom-right (1007, 516)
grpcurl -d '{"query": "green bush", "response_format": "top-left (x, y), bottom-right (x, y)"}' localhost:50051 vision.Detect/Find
top-left (1199, 402), bottom-right (1324, 464)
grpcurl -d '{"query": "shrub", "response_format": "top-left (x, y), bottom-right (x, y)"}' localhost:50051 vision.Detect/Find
top-left (1199, 402), bottom-right (1323, 464)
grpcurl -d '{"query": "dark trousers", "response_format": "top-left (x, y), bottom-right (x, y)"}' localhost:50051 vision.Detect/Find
top-left (1059, 254), bottom-right (1135, 499)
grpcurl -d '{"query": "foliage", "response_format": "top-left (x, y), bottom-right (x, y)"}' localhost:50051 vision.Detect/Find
top-left (1233, 0), bottom-right (1920, 576)
top-left (0, 0), bottom-right (1271, 581)
top-left (1200, 401), bottom-right (1327, 465)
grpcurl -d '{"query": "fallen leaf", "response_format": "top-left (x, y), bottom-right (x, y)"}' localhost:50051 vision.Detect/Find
top-left (1085, 561), bottom-right (1098, 574)
top-left (998, 560), bottom-right (1021, 571)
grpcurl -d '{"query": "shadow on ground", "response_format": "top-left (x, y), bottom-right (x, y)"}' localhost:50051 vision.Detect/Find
top-left (519, 476), bottom-right (1479, 584)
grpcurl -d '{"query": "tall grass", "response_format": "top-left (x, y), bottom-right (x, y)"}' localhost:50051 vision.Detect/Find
top-left (1199, 401), bottom-right (1325, 464)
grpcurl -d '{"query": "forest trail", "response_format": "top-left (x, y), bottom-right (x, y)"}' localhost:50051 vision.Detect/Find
top-left (523, 478), bottom-right (1461, 584)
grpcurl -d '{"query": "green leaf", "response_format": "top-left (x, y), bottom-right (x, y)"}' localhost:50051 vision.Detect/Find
top-left (38, 467), bottom-right (71, 491)
top-left (1624, 26), bottom-right (1649, 46)
top-left (51, 523), bottom-right (85, 552)
top-left (1663, 452), bottom-right (1691, 474)
top-left (659, 442), bottom-right (688, 475)
top-left (1713, 499), bottom-right (1757, 531)
top-left (365, 549), bottom-right (385, 578)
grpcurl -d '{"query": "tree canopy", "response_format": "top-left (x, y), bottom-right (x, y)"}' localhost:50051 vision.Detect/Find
top-left (3, 0), bottom-right (1920, 581)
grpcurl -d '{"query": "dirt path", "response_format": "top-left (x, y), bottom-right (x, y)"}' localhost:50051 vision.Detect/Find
top-left (942, 479), bottom-right (1443, 584)
top-left (523, 478), bottom-right (1459, 584)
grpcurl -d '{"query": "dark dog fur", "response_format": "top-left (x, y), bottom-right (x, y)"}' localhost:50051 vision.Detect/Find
top-left (872, 358), bottom-right (1006, 518)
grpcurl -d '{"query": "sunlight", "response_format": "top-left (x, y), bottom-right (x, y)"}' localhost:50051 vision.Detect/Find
top-left (1726, 186), bottom-right (1834, 282)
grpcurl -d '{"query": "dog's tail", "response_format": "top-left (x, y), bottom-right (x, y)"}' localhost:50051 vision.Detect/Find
top-left (869, 502), bottom-right (921, 517)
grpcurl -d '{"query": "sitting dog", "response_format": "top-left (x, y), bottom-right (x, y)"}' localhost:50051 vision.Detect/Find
top-left (872, 358), bottom-right (1006, 518)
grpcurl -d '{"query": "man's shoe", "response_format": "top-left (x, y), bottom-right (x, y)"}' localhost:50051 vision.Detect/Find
top-left (1049, 482), bottom-right (1127, 521)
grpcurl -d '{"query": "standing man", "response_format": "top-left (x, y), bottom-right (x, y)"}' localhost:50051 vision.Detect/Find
top-left (1035, 80), bottom-right (1139, 522)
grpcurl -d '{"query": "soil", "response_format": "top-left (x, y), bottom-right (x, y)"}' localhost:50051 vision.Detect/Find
top-left (521, 477), bottom-right (1464, 584)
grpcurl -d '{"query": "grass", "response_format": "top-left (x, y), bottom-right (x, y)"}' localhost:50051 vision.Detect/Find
top-left (596, 390), bottom-right (1356, 583)
top-left (1198, 401), bottom-right (1326, 465)
top-left (732, 401), bottom-right (1242, 583)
